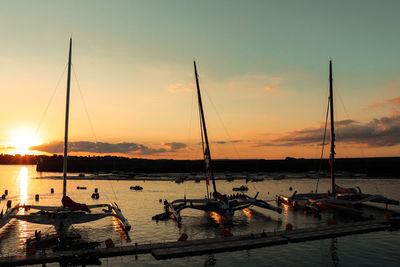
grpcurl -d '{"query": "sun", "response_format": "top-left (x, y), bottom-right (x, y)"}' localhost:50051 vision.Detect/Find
top-left (9, 128), bottom-right (42, 155)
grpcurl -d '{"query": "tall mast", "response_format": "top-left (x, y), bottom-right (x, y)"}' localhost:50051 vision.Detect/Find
top-left (329, 60), bottom-right (335, 195)
top-left (63, 38), bottom-right (72, 197)
top-left (194, 61), bottom-right (217, 194)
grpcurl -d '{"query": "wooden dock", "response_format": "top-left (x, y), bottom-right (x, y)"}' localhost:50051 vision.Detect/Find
top-left (0, 219), bottom-right (396, 266)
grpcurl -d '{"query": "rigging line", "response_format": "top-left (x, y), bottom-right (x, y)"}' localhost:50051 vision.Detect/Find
top-left (333, 82), bottom-right (373, 190)
top-left (34, 63), bottom-right (68, 139)
top-left (198, 92), bottom-right (209, 194)
top-left (314, 81), bottom-right (330, 192)
top-left (186, 86), bottom-right (195, 160)
top-left (316, 98), bottom-right (330, 193)
top-left (201, 85), bottom-right (242, 160)
top-left (195, 73), bottom-right (210, 195)
top-left (333, 82), bottom-right (366, 158)
top-left (71, 65), bottom-right (99, 146)
top-left (71, 65), bottom-right (117, 202)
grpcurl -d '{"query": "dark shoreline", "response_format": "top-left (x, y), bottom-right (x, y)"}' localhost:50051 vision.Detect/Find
top-left (1, 154), bottom-right (398, 178)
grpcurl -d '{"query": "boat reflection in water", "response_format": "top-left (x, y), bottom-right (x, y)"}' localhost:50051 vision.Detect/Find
top-left (242, 208), bottom-right (252, 222)
top-left (208, 212), bottom-right (223, 224)
top-left (111, 216), bottom-right (130, 241)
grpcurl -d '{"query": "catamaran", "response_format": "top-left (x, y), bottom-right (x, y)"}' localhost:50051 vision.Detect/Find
top-left (0, 38), bottom-right (131, 234)
top-left (276, 60), bottom-right (399, 214)
top-left (153, 61), bottom-right (281, 223)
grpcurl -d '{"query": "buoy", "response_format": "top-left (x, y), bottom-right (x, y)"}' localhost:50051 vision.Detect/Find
top-left (178, 233), bottom-right (188, 241)
top-left (289, 186), bottom-right (293, 191)
top-left (35, 194), bottom-right (39, 201)
top-left (4, 190), bottom-right (8, 195)
top-left (105, 238), bottom-right (114, 248)
top-left (285, 223), bottom-right (293, 230)
top-left (159, 199), bottom-right (162, 203)
top-left (50, 188), bottom-right (54, 194)
top-left (327, 218), bottom-right (336, 225)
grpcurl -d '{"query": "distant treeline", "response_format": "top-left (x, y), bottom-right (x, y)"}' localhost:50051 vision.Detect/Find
top-left (0, 154), bottom-right (37, 165)
top-left (1, 154), bottom-right (399, 177)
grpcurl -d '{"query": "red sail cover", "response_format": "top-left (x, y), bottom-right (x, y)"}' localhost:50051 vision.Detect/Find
top-left (334, 184), bottom-right (357, 194)
top-left (62, 196), bottom-right (90, 212)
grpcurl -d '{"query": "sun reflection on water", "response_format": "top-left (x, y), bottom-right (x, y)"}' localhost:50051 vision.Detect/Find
top-left (280, 202), bottom-right (291, 226)
top-left (19, 167), bottom-right (28, 205)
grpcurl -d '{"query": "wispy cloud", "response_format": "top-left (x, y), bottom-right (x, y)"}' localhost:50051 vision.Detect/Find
top-left (258, 115), bottom-right (400, 148)
top-left (31, 141), bottom-right (187, 155)
top-left (387, 96), bottom-right (400, 106)
top-left (163, 142), bottom-right (187, 151)
top-left (168, 83), bottom-right (193, 93)
top-left (226, 73), bottom-right (283, 93)
top-left (194, 140), bottom-right (249, 146)
top-left (368, 96), bottom-right (400, 109)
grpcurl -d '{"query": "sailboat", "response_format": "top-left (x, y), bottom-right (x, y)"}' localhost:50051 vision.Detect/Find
top-left (153, 61), bottom-right (281, 223)
top-left (0, 38), bottom-right (131, 233)
top-left (276, 60), bottom-right (399, 214)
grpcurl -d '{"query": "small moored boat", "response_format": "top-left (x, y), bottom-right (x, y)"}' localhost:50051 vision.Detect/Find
top-left (130, 185), bottom-right (143, 191)
top-left (232, 185), bottom-right (248, 191)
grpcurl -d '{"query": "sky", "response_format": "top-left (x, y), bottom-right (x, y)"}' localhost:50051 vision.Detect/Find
top-left (0, 0), bottom-right (399, 160)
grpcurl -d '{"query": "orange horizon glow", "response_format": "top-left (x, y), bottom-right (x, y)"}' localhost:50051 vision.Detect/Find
top-left (7, 128), bottom-right (42, 156)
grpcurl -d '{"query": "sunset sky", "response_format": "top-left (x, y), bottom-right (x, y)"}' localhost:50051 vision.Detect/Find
top-left (1, 0), bottom-right (399, 160)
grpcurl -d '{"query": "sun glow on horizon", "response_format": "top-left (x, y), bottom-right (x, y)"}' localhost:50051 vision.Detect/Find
top-left (8, 128), bottom-right (42, 155)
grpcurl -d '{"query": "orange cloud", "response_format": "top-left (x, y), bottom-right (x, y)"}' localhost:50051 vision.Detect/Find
top-left (367, 96), bottom-right (400, 110)
top-left (263, 86), bottom-right (276, 91)
top-left (387, 96), bottom-right (400, 106)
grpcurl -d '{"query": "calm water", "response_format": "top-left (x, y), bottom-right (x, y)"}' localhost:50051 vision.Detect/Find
top-left (0, 165), bottom-right (399, 266)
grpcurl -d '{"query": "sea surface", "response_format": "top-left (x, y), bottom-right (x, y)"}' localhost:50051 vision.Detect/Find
top-left (0, 165), bottom-right (399, 266)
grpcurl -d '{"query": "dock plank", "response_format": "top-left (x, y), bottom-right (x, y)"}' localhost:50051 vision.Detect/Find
top-left (0, 219), bottom-right (393, 266)
top-left (151, 236), bottom-right (288, 260)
